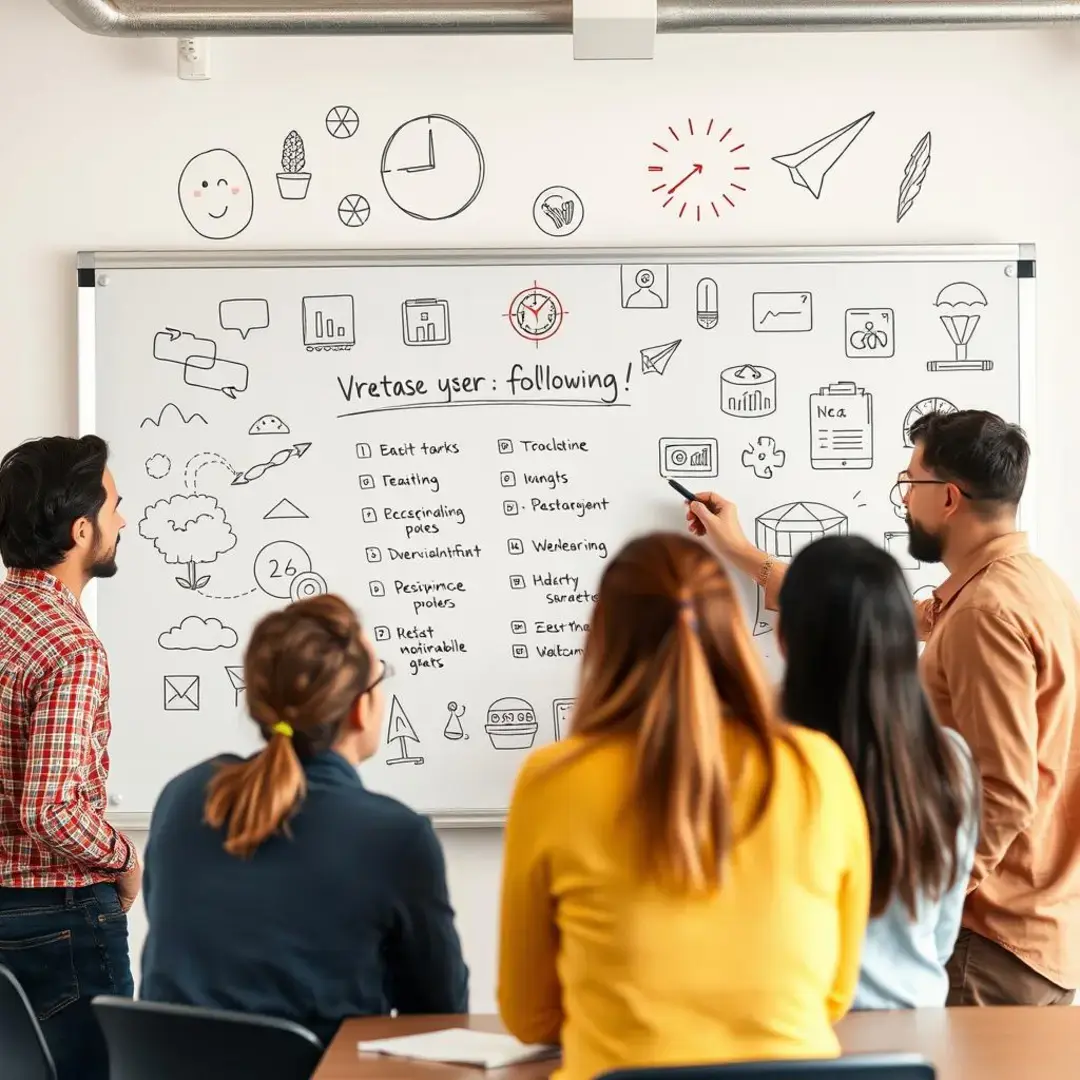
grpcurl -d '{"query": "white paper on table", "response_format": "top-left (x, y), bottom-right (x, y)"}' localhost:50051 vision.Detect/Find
top-left (357, 1028), bottom-right (559, 1069)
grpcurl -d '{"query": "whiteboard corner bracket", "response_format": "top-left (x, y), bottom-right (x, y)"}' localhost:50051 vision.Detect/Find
top-left (572, 0), bottom-right (657, 60)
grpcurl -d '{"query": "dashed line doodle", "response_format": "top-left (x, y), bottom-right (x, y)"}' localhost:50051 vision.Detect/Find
top-left (145, 454), bottom-right (171, 480)
top-left (183, 452), bottom-right (239, 493)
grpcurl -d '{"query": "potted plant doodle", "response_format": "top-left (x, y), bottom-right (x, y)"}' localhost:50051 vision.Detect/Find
top-left (276, 130), bottom-right (311, 200)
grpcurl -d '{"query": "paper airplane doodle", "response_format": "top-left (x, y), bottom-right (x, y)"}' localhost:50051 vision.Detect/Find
top-left (640, 339), bottom-right (681, 376)
top-left (153, 327), bottom-right (249, 399)
top-left (224, 665), bottom-right (245, 705)
top-left (231, 443), bottom-right (312, 486)
top-left (772, 111), bottom-right (874, 200)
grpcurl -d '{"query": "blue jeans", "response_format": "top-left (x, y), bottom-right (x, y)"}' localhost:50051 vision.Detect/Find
top-left (0, 883), bottom-right (134, 1080)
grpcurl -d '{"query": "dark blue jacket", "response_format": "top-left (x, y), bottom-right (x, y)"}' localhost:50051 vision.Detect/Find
top-left (140, 751), bottom-right (469, 1045)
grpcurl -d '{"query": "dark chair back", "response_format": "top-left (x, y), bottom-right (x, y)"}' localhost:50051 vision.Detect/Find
top-left (598, 1055), bottom-right (935, 1079)
top-left (0, 965), bottom-right (57, 1080)
top-left (91, 996), bottom-right (324, 1080)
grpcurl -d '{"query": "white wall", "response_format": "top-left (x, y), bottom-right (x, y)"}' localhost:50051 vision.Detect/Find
top-left (5, 0), bottom-right (1080, 1013)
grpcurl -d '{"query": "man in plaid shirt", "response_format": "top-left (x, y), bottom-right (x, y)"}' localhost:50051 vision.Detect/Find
top-left (0, 435), bottom-right (138, 1080)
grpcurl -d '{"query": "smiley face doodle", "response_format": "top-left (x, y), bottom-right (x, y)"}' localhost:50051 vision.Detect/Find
top-left (177, 149), bottom-right (254, 240)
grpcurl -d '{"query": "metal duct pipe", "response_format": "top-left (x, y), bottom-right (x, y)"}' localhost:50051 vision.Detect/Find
top-left (46, 0), bottom-right (1080, 37)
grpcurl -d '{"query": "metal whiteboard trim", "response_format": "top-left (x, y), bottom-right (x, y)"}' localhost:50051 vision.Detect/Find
top-left (108, 811), bottom-right (504, 831)
top-left (80, 244), bottom-right (1028, 272)
top-left (1016, 242), bottom-right (1038, 552)
top-left (77, 255), bottom-right (101, 633)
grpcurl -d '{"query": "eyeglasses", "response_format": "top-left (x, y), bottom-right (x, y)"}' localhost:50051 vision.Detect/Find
top-left (364, 659), bottom-right (392, 694)
top-left (893, 471), bottom-right (973, 501)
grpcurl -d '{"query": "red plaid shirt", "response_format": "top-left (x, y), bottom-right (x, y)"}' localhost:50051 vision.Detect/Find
top-left (0, 568), bottom-right (133, 887)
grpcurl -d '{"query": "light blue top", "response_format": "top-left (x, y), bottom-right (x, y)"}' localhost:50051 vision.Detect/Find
top-left (853, 727), bottom-right (979, 1010)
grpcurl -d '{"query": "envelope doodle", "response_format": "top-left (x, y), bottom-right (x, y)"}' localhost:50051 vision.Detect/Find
top-left (163, 674), bottom-right (201, 711)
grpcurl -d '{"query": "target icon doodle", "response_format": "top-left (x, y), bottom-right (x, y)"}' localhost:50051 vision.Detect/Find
top-left (291, 571), bottom-right (328, 601)
top-left (325, 105), bottom-right (359, 139)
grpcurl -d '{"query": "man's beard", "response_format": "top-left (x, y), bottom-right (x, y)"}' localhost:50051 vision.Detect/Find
top-left (907, 514), bottom-right (944, 564)
top-left (88, 530), bottom-right (119, 579)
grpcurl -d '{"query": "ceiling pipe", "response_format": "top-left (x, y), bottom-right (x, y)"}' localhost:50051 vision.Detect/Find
top-left (45, 0), bottom-right (1080, 37)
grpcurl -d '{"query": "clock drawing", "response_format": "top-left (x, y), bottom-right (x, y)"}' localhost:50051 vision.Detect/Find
top-left (380, 114), bottom-right (485, 222)
top-left (903, 397), bottom-right (957, 446)
top-left (647, 118), bottom-right (750, 221)
top-left (507, 284), bottom-right (565, 343)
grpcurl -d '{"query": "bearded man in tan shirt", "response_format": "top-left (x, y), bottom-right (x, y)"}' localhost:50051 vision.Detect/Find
top-left (686, 409), bottom-right (1080, 1006)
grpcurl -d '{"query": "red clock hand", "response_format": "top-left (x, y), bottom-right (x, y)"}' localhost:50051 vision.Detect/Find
top-left (667, 163), bottom-right (703, 195)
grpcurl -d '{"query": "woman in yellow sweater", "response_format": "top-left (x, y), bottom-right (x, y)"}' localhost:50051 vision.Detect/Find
top-left (497, 532), bottom-right (871, 1080)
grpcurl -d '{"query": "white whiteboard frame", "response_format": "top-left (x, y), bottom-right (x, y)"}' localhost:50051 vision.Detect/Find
top-left (76, 243), bottom-right (1037, 829)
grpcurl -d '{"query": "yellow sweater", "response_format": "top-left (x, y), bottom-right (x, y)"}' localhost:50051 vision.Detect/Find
top-left (497, 724), bottom-right (871, 1080)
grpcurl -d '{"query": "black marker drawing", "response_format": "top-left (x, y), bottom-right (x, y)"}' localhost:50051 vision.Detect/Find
top-left (741, 436), bottom-right (786, 479)
top-left (290, 571), bottom-right (328, 601)
top-left (552, 698), bottom-right (574, 740)
top-left (620, 265), bottom-right (669, 309)
top-left (264, 498), bottom-right (308, 521)
top-left (302, 295), bottom-right (355, 351)
top-left (640, 339), bottom-right (681, 376)
top-left (903, 397), bottom-right (957, 447)
top-left (381, 114), bottom-right (485, 222)
top-left (485, 696), bottom-right (538, 750)
top-left (533, 186), bottom-right (583, 237)
top-left (140, 403), bottom-right (207, 430)
top-left (153, 327), bottom-right (248, 399)
top-left (386, 696), bottom-right (425, 765)
top-left (337, 194), bottom-right (371, 228)
top-left (163, 674), bottom-right (200, 711)
top-left (720, 364), bottom-right (777, 418)
top-left (931, 283), bottom-right (993, 372)
top-left (507, 284), bottom-right (566, 344)
top-left (772, 111), bottom-right (874, 199)
top-left (325, 105), bottom-right (359, 139)
top-left (139, 494), bottom-right (237, 590)
top-left (891, 482), bottom-right (907, 521)
top-left (658, 437), bottom-right (718, 479)
top-left (253, 540), bottom-right (316, 599)
top-left (158, 615), bottom-right (238, 651)
top-left (145, 454), bottom-right (171, 480)
top-left (912, 585), bottom-right (935, 603)
top-left (696, 277), bottom-right (719, 329)
top-left (225, 665), bottom-right (245, 705)
top-left (402, 298), bottom-right (451, 346)
top-left (443, 702), bottom-right (468, 740)
top-left (231, 442), bottom-right (311, 486)
top-left (754, 502), bottom-right (848, 635)
top-left (220, 299), bottom-right (269, 339)
top-left (884, 531), bottom-right (919, 571)
top-left (752, 291), bottom-right (812, 332)
top-left (183, 355), bottom-right (249, 399)
top-left (276, 131), bottom-right (311, 200)
top-left (183, 452), bottom-right (239, 494)
top-left (154, 327), bottom-right (216, 365)
top-left (810, 382), bottom-right (874, 470)
top-left (897, 132), bottom-right (931, 223)
top-left (177, 148), bottom-right (254, 240)
top-left (846, 308), bottom-right (894, 358)
top-left (249, 414), bottom-right (290, 436)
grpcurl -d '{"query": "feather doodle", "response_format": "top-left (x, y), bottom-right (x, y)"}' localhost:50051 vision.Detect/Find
top-left (896, 132), bottom-right (931, 223)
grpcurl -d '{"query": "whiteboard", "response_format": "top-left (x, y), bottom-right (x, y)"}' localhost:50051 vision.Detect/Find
top-left (77, 244), bottom-right (1036, 826)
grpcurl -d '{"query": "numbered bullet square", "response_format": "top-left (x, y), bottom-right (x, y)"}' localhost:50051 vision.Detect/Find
top-left (369, 581), bottom-right (385, 597)
top-left (497, 438), bottom-right (514, 455)
top-left (507, 539), bottom-right (524, 555)
top-left (510, 620), bottom-right (527, 634)
top-left (374, 626), bottom-right (390, 642)
top-left (500, 471), bottom-right (516, 488)
top-left (509, 574), bottom-right (526, 589)
top-left (358, 474), bottom-right (376, 490)
top-left (511, 644), bottom-right (529, 659)
top-left (503, 500), bottom-right (519, 516)
top-left (365, 547), bottom-right (382, 563)
top-left (361, 507), bottom-right (377, 524)
top-left (355, 442), bottom-right (372, 459)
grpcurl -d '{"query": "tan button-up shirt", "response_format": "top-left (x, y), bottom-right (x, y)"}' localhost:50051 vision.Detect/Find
top-left (918, 533), bottom-right (1080, 988)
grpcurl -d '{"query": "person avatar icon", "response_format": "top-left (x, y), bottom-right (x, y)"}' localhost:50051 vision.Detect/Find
top-left (625, 268), bottom-right (665, 309)
top-left (443, 701), bottom-right (467, 741)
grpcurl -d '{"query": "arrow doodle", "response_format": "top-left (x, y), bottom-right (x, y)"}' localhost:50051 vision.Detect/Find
top-left (183, 452), bottom-right (240, 493)
top-left (231, 443), bottom-right (312, 486)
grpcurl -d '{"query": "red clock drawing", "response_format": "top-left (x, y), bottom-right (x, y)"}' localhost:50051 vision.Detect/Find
top-left (506, 283), bottom-right (566, 344)
top-left (647, 118), bottom-right (750, 221)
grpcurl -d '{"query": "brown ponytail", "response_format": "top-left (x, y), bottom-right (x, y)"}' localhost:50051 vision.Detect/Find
top-left (567, 532), bottom-right (789, 894)
top-left (203, 594), bottom-right (373, 857)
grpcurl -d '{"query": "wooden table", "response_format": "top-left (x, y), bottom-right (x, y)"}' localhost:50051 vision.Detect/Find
top-left (314, 1009), bottom-right (1079, 1079)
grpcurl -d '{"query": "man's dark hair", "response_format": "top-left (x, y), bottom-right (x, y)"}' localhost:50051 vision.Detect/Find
top-left (0, 435), bottom-right (109, 570)
top-left (908, 408), bottom-right (1028, 512)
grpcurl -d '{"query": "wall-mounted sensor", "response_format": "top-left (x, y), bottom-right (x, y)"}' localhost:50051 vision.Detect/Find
top-left (696, 277), bottom-right (719, 329)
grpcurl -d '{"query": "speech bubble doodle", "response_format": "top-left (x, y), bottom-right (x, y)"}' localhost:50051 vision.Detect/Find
top-left (219, 298), bottom-right (269, 340)
top-left (183, 356), bottom-right (249, 400)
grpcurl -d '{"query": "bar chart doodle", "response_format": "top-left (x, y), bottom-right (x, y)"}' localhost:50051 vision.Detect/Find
top-left (402, 298), bottom-right (451, 346)
top-left (302, 295), bottom-right (355, 352)
top-left (658, 437), bottom-right (718, 478)
top-left (720, 364), bottom-right (777, 418)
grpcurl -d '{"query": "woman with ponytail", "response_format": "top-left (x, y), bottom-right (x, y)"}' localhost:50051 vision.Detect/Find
top-left (139, 594), bottom-right (468, 1042)
top-left (497, 533), bottom-right (871, 1080)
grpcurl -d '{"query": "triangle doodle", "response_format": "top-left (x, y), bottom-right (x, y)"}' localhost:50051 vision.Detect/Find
top-left (263, 498), bottom-right (309, 521)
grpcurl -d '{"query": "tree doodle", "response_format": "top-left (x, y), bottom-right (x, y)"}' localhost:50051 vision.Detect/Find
top-left (138, 493), bottom-right (237, 590)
